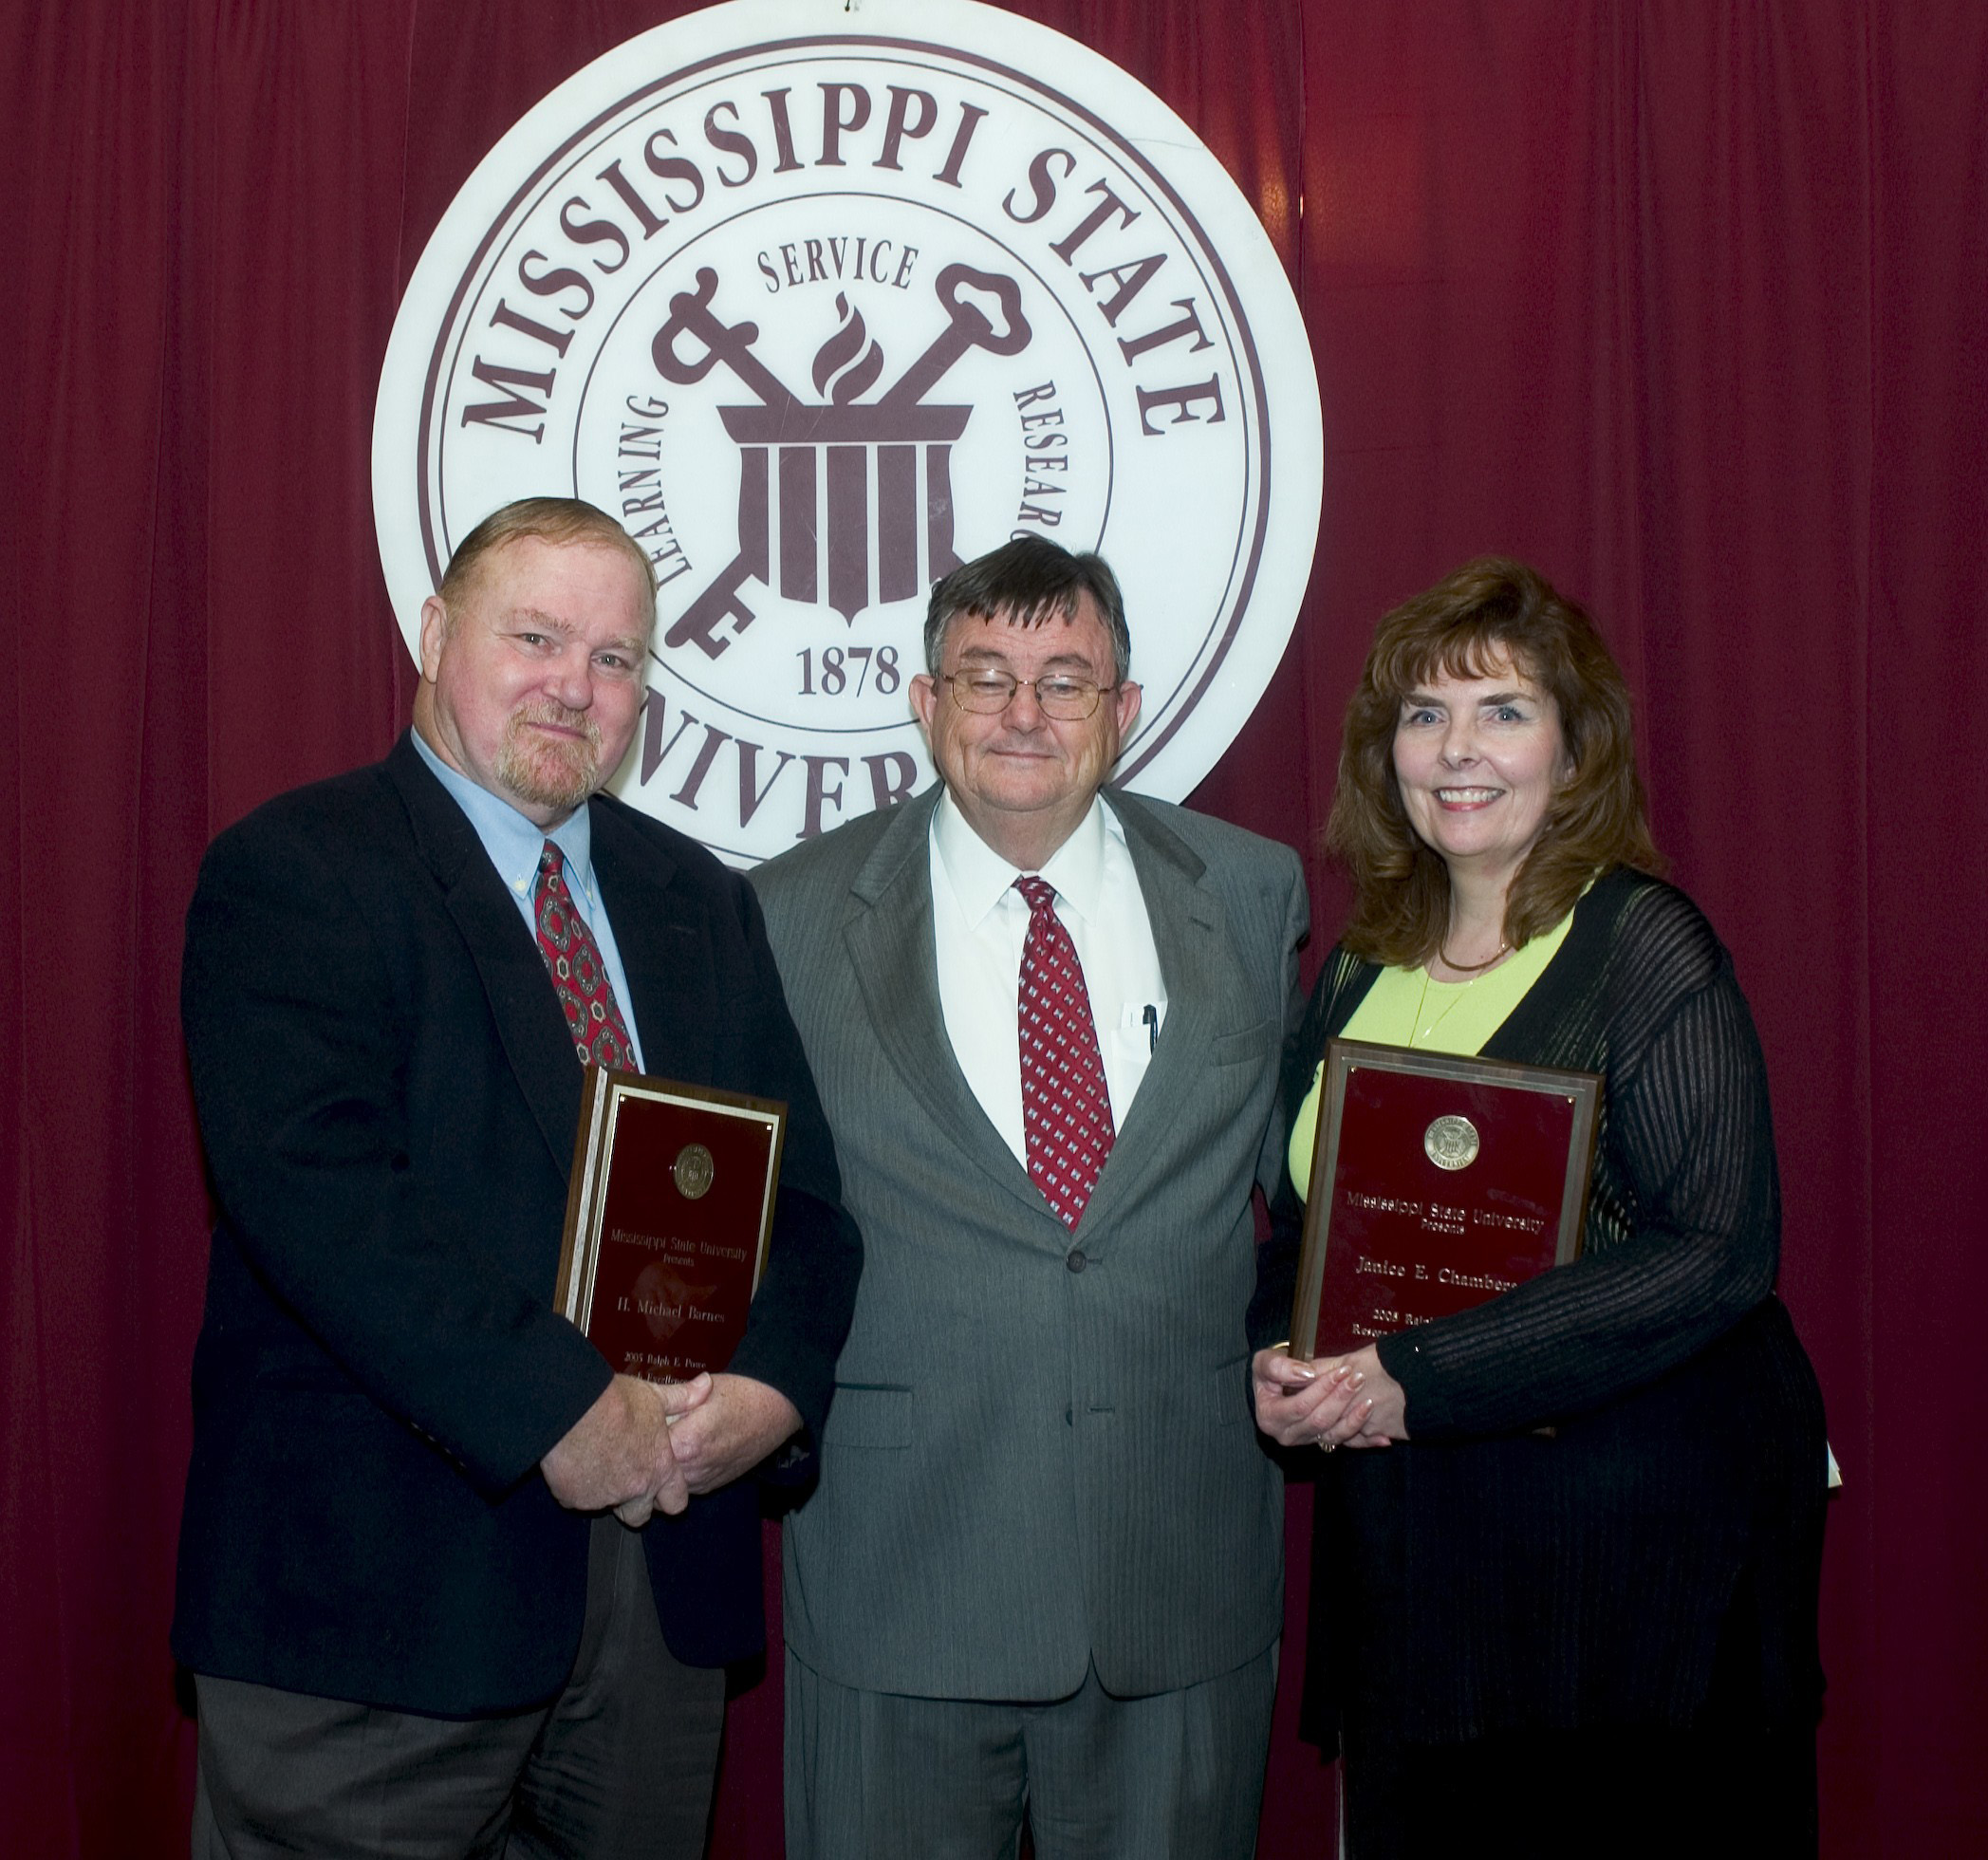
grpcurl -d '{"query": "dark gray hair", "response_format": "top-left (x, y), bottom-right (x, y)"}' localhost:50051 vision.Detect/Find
top-left (923, 536), bottom-right (1130, 682)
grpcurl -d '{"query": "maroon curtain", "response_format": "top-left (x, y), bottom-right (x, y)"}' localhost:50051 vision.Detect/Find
top-left (6, 4), bottom-right (1983, 1854)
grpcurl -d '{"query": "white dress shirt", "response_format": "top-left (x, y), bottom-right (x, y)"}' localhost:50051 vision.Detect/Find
top-left (928, 790), bottom-right (1167, 1166)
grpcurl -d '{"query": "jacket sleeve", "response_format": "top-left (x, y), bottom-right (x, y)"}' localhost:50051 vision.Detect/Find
top-left (720, 871), bottom-right (862, 1462)
top-left (1249, 946), bottom-right (1364, 1353)
top-left (1379, 902), bottom-right (1781, 1439)
top-left (1251, 846), bottom-right (1313, 1206)
top-left (182, 808), bottom-right (610, 1494)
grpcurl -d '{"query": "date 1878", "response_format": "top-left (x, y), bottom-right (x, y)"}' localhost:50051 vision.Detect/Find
top-left (795, 646), bottom-right (901, 695)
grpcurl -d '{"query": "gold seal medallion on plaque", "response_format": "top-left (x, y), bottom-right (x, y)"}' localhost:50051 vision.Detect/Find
top-left (1423, 1114), bottom-right (1480, 1172)
top-left (672, 1143), bottom-right (715, 1200)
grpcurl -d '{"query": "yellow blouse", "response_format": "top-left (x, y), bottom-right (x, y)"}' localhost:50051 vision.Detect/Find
top-left (1287, 907), bottom-right (1577, 1199)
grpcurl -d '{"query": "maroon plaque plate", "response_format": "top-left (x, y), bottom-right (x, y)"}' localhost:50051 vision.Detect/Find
top-left (1291, 1038), bottom-right (1601, 1359)
top-left (554, 1068), bottom-right (787, 1384)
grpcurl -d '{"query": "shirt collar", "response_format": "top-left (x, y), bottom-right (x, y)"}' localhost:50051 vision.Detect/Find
top-left (411, 726), bottom-right (598, 907)
top-left (931, 789), bottom-right (1117, 929)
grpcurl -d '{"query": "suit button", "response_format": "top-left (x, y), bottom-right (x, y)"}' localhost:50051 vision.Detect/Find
top-left (1067, 1248), bottom-right (1087, 1273)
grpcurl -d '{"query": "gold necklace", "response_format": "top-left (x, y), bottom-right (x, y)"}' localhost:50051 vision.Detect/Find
top-left (1411, 937), bottom-right (1509, 1047)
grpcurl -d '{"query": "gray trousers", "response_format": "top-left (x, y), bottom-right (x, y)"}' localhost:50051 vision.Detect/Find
top-left (192, 1516), bottom-right (725, 1860)
top-left (785, 1643), bottom-right (1277, 1860)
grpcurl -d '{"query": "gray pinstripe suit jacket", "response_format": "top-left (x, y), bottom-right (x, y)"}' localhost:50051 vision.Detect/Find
top-left (751, 784), bottom-right (1306, 1701)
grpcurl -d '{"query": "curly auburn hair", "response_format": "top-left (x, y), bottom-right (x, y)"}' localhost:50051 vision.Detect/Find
top-left (1327, 557), bottom-right (1664, 968)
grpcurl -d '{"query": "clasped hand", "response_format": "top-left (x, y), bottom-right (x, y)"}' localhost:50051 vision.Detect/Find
top-left (540, 1370), bottom-right (802, 1527)
top-left (1251, 1344), bottom-right (1408, 1450)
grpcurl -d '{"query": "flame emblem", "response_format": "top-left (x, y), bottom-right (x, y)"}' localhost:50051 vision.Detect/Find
top-left (811, 294), bottom-right (887, 404)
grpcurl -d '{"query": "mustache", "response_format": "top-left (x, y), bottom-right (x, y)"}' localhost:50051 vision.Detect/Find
top-left (509, 700), bottom-right (603, 751)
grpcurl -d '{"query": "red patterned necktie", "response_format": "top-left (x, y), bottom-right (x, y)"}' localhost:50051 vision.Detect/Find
top-left (534, 842), bottom-right (637, 1070)
top-left (1015, 876), bottom-right (1116, 1228)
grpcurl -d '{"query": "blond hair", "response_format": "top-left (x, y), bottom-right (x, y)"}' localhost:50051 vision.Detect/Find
top-left (437, 497), bottom-right (657, 642)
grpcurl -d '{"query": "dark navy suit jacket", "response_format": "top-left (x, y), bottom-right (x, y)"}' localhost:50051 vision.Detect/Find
top-left (174, 733), bottom-right (858, 1715)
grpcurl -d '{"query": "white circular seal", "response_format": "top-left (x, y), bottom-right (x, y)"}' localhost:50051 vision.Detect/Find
top-left (374, 0), bottom-right (1322, 865)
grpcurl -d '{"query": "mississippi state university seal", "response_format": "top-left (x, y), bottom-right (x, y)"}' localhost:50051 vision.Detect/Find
top-left (672, 1142), bottom-right (716, 1200)
top-left (1422, 1114), bottom-right (1481, 1173)
top-left (375, 0), bottom-right (1322, 865)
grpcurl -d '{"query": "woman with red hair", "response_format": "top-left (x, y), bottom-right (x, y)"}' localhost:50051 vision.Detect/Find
top-left (1253, 559), bottom-right (1827, 1857)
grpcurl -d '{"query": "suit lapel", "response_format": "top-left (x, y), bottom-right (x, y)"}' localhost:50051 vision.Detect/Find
top-left (387, 735), bottom-right (585, 1181)
top-left (1074, 791), bottom-right (1227, 1235)
top-left (589, 800), bottom-right (717, 1087)
top-left (844, 790), bottom-right (1050, 1224)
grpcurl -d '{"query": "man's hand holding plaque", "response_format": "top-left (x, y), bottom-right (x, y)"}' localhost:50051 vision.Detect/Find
top-left (540, 1369), bottom-right (713, 1524)
top-left (552, 1068), bottom-right (799, 1513)
top-left (665, 1372), bottom-right (803, 1496)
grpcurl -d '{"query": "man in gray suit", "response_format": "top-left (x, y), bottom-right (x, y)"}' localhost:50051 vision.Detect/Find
top-left (751, 536), bottom-right (1307, 1859)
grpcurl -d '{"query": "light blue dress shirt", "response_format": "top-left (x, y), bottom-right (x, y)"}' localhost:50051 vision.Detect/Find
top-left (411, 729), bottom-right (645, 1070)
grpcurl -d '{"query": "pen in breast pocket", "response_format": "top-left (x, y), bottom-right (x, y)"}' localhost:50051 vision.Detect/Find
top-left (1143, 1004), bottom-right (1159, 1052)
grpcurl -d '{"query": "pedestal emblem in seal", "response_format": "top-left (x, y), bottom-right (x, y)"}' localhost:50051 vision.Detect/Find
top-left (375, 0), bottom-right (1323, 865)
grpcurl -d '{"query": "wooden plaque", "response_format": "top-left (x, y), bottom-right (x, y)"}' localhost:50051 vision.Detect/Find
top-left (554, 1068), bottom-right (787, 1383)
top-left (1291, 1038), bottom-right (1601, 1359)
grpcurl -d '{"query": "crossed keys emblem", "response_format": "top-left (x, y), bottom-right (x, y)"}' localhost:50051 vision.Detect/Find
top-left (651, 263), bottom-right (1032, 659)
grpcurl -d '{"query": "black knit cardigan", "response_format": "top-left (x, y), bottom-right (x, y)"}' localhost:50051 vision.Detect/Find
top-left (1250, 866), bottom-right (1828, 1749)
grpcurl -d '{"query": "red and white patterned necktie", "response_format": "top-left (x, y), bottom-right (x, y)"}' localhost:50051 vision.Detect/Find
top-left (1015, 876), bottom-right (1116, 1228)
top-left (534, 842), bottom-right (637, 1070)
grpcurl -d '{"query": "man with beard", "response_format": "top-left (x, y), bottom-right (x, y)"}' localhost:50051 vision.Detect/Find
top-left (174, 498), bottom-right (859, 1858)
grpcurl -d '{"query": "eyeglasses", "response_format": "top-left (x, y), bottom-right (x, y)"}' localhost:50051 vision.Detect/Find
top-left (941, 670), bottom-right (1114, 719)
